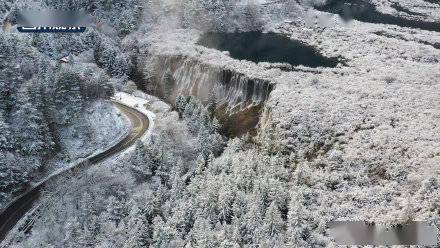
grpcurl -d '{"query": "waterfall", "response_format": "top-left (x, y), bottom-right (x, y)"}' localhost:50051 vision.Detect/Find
top-left (143, 54), bottom-right (274, 136)
top-left (153, 55), bottom-right (273, 112)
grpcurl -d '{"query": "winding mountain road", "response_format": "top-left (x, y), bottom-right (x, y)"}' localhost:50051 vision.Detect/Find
top-left (0, 101), bottom-right (150, 242)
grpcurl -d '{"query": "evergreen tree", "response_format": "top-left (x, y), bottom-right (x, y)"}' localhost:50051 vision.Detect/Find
top-left (94, 36), bottom-right (128, 77)
top-left (188, 216), bottom-right (218, 247)
top-left (152, 216), bottom-right (176, 248)
top-left (195, 154), bottom-right (206, 175)
top-left (183, 97), bottom-right (197, 119)
top-left (0, 154), bottom-right (28, 196)
top-left (0, 79), bottom-right (15, 114)
top-left (163, 69), bottom-right (175, 97)
top-left (207, 90), bottom-right (217, 117)
top-left (53, 66), bottom-right (83, 124)
top-left (105, 196), bottom-right (125, 226)
top-left (130, 141), bottom-right (153, 180)
top-left (242, 201), bottom-right (264, 245)
top-left (13, 87), bottom-right (47, 155)
top-left (175, 95), bottom-right (187, 119)
top-left (287, 187), bottom-right (315, 247)
top-left (263, 202), bottom-right (284, 238)
top-left (125, 204), bottom-right (149, 248)
top-left (0, 112), bottom-right (12, 149)
top-left (26, 80), bottom-right (54, 150)
top-left (218, 178), bottom-right (234, 224)
top-left (63, 217), bottom-right (82, 247)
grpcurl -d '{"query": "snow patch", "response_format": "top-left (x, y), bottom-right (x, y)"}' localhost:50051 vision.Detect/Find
top-left (114, 91), bottom-right (156, 143)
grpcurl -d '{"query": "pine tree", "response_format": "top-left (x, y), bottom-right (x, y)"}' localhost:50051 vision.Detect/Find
top-left (125, 204), bottom-right (149, 248)
top-left (243, 201), bottom-right (263, 244)
top-left (169, 159), bottom-right (185, 200)
top-left (287, 187), bottom-right (314, 247)
top-left (207, 89), bottom-right (217, 118)
top-left (163, 69), bottom-right (175, 96)
top-left (94, 36), bottom-right (128, 77)
top-left (218, 178), bottom-right (234, 224)
top-left (199, 108), bottom-right (211, 132)
top-left (183, 97), bottom-right (196, 118)
top-left (195, 154), bottom-right (206, 175)
top-left (0, 79), bottom-right (15, 114)
top-left (63, 217), bottom-right (82, 247)
top-left (105, 196), bottom-right (125, 226)
top-left (188, 216), bottom-right (218, 247)
top-left (26, 80), bottom-right (54, 150)
top-left (175, 95), bottom-right (187, 119)
top-left (263, 202), bottom-right (284, 238)
top-left (212, 117), bottom-right (221, 132)
top-left (152, 216), bottom-right (176, 248)
top-left (130, 141), bottom-right (153, 180)
top-left (78, 192), bottom-right (96, 228)
top-left (0, 154), bottom-right (28, 195)
top-left (0, 112), bottom-right (12, 149)
top-left (53, 67), bottom-right (83, 124)
top-left (13, 87), bottom-right (47, 156)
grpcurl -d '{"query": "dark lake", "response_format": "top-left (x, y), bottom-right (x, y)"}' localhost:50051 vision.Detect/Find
top-left (316, 0), bottom-right (440, 32)
top-left (197, 32), bottom-right (340, 68)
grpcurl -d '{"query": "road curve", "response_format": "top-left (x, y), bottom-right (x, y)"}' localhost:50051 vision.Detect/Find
top-left (0, 101), bottom-right (149, 242)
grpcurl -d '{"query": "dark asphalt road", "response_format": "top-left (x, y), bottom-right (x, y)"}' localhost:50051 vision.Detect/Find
top-left (0, 101), bottom-right (149, 243)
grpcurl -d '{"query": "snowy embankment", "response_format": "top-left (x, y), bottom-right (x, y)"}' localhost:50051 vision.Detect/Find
top-left (114, 91), bottom-right (156, 143)
top-left (58, 101), bottom-right (129, 162)
top-left (44, 93), bottom-right (156, 181)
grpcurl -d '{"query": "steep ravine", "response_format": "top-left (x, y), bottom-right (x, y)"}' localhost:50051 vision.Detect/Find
top-left (133, 54), bottom-right (275, 137)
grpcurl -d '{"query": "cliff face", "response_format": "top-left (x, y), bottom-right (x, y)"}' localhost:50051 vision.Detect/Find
top-left (138, 54), bottom-right (274, 136)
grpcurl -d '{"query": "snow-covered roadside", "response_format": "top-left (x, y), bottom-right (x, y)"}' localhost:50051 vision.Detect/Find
top-left (114, 91), bottom-right (156, 143)
top-left (37, 91), bottom-right (157, 185)
top-left (37, 101), bottom-right (131, 184)
top-left (42, 93), bottom-right (156, 183)
top-left (0, 100), bottom-right (132, 210)
top-left (58, 101), bottom-right (129, 162)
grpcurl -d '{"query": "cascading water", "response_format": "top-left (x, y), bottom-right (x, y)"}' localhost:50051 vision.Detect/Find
top-left (146, 55), bottom-right (274, 136)
top-left (154, 55), bottom-right (273, 112)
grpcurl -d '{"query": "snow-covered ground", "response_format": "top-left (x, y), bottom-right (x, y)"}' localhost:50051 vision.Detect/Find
top-left (0, 100), bottom-right (131, 210)
top-left (114, 91), bottom-right (157, 143)
top-left (3, 0), bottom-right (438, 246)
top-left (372, 0), bottom-right (440, 22)
top-left (31, 93), bottom-right (156, 189)
top-left (136, 0), bottom-right (440, 227)
top-left (36, 100), bottom-right (130, 181)
top-left (57, 101), bottom-right (129, 163)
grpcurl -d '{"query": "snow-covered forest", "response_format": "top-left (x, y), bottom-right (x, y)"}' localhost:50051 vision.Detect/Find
top-left (0, 32), bottom-right (128, 208)
top-left (1, 0), bottom-right (439, 247)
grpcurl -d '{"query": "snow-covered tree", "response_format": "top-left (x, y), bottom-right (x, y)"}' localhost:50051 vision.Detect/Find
top-left (13, 87), bottom-right (49, 156)
top-left (0, 153), bottom-right (29, 205)
top-left (152, 216), bottom-right (176, 248)
top-left (130, 141), bottom-right (153, 180)
top-left (0, 112), bottom-right (12, 150)
top-left (52, 66), bottom-right (84, 125)
top-left (94, 35), bottom-right (128, 77)
top-left (124, 203), bottom-right (149, 248)
top-left (175, 95), bottom-right (187, 118)
top-left (263, 201), bottom-right (284, 238)
top-left (63, 217), bottom-right (82, 247)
